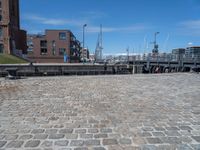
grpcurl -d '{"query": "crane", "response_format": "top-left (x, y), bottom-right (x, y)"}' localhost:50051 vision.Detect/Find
top-left (95, 24), bottom-right (103, 62)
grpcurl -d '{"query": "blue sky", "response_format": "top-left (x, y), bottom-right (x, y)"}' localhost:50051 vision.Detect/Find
top-left (20, 0), bottom-right (200, 55)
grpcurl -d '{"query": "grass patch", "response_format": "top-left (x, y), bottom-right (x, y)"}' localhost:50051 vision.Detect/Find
top-left (0, 54), bottom-right (28, 64)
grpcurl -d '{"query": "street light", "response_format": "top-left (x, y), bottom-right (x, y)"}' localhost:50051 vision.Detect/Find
top-left (83, 24), bottom-right (87, 50)
top-left (155, 32), bottom-right (159, 40)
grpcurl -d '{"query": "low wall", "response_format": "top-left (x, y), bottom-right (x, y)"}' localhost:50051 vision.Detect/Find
top-left (0, 63), bottom-right (133, 77)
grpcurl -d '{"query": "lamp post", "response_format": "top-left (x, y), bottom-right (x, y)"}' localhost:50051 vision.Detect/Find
top-left (83, 24), bottom-right (87, 50)
top-left (82, 24), bottom-right (87, 63)
top-left (154, 32), bottom-right (159, 44)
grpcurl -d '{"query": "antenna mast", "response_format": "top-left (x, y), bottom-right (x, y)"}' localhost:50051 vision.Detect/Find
top-left (95, 24), bottom-right (103, 62)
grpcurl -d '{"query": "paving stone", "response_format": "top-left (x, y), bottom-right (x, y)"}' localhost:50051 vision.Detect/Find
top-left (54, 140), bottom-right (69, 146)
top-left (65, 134), bottom-right (78, 139)
top-left (49, 134), bottom-right (64, 139)
top-left (132, 137), bottom-right (146, 145)
top-left (24, 140), bottom-right (40, 147)
top-left (31, 129), bottom-right (45, 134)
top-left (152, 132), bottom-right (165, 136)
top-left (179, 126), bottom-right (193, 131)
top-left (154, 127), bottom-right (165, 131)
top-left (166, 127), bottom-right (180, 130)
top-left (4, 129), bottom-right (18, 134)
top-left (80, 134), bottom-right (93, 139)
top-left (4, 135), bottom-right (18, 140)
top-left (161, 137), bottom-right (182, 144)
top-left (0, 135), bottom-right (4, 140)
top-left (191, 144), bottom-right (200, 150)
top-left (6, 141), bottom-right (24, 148)
top-left (0, 130), bottom-right (4, 134)
top-left (142, 127), bottom-right (154, 131)
top-left (93, 147), bottom-right (106, 150)
top-left (89, 119), bottom-right (99, 124)
top-left (180, 136), bottom-right (193, 143)
top-left (59, 129), bottom-right (73, 134)
top-left (0, 141), bottom-right (6, 148)
top-left (74, 148), bottom-right (88, 150)
top-left (94, 134), bottom-right (108, 138)
top-left (109, 134), bottom-right (121, 138)
top-left (19, 134), bottom-right (33, 140)
top-left (19, 129), bottom-right (31, 133)
top-left (157, 145), bottom-right (177, 150)
top-left (119, 138), bottom-right (132, 145)
top-left (75, 129), bottom-right (86, 134)
top-left (103, 139), bottom-right (118, 145)
top-left (84, 140), bottom-right (100, 146)
top-left (70, 140), bottom-right (84, 146)
top-left (41, 141), bottom-right (53, 147)
top-left (146, 138), bottom-right (163, 144)
top-left (176, 144), bottom-right (193, 150)
top-left (165, 130), bottom-right (181, 136)
top-left (139, 132), bottom-right (152, 137)
top-left (34, 134), bottom-right (48, 139)
top-left (141, 145), bottom-right (157, 150)
top-left (100, 128), bottom-right (112, 133)
top-left (43, 148), bottom-right (54, 150)
top-left (191, 136), bottom-right (200, 142)
top-left (54, 124), bottom-right (64, 128)
top-left (45, 129), bottom-right (58, 134)
top-left (191, 130), bottom-right (200, 136)
top-left (88, 129), bottom-right (99, 133)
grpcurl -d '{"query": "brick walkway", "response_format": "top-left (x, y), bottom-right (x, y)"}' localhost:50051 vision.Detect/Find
top-left (0, 73), bottom-right (200, 150)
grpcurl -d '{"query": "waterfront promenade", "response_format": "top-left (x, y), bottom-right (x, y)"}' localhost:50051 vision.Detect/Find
top-left (0, 73), bottom-right (200, 150)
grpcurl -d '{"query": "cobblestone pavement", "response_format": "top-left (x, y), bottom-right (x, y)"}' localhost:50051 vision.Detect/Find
top-left (0, 73), bottom-right (200, 150)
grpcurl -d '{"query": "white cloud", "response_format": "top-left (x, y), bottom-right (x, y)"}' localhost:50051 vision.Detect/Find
top-left (81, 11), bottom-right (107, 20)
top-left (179, 20), bottom-right (200, 36)
top-left (181, 20), bottom-right (200, 29)
top-left (87, 24), bottom-right (148, 33)
top-left (22, 14), bottom-right (85, 26)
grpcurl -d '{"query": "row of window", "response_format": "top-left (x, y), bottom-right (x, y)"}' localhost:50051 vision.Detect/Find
top-left (40, 48), bottom-right (66, 56)
top-left (0, 27), bottom-right (2, 37)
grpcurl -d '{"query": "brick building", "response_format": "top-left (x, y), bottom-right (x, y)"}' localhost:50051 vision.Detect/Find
top-left (27, 30), bottom-right (81, 63)
top-left (0, 0), bottom-right (27, 54)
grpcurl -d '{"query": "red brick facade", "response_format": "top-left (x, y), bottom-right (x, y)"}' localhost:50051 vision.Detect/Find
top-left (27, 30), bottom-right (81, 63)
top-left (0, 0), bottom-right (27, 54)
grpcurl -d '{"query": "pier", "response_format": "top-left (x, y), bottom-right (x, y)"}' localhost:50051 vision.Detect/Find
top-left (130, 60), bottom-right (200, 74)
top-left (0, 63), bottom-right (133, 77)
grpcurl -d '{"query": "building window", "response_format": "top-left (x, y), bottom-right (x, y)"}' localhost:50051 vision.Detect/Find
top-left (40, 40), bottom-right (47, 47)
top-left (41, 48), bottom-right (47, 55)
top-left (27, 40), bottom-right (33, 47)
top-left (52, 40), bottom-right (56, 55)
top-left (0, 44), bottom-right (3, 53)
top-left (0, 27), bottom-right (2, 37)
top-left (0, 11), bottom-right (2, 21)
top-left (0, 1), bottom-right (1, 8)
top-left (59, 32), bottom-right (66, 40)
top-left (59, 48), bottom-right (66, 55)
top-left (28, 47), bottom-right (33, 52)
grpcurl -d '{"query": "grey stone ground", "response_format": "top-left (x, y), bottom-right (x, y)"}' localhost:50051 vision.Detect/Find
top-left (0, 73), bottom-right (200, 150)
